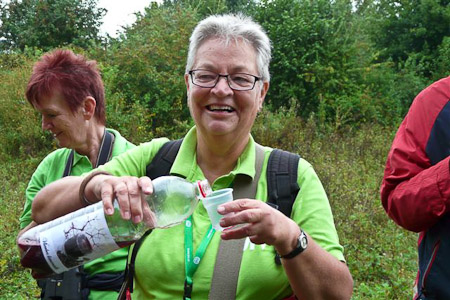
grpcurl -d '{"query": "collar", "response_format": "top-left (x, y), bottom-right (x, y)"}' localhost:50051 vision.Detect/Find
top-left (170, 126), bottom-right (257, 187)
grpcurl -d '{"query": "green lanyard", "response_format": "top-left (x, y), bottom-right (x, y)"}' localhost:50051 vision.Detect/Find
top-left (184, 215), bottom-right (215, 300)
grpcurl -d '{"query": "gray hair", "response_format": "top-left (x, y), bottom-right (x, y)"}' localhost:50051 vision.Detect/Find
top-left (185, 14), bottom-right (272, 83)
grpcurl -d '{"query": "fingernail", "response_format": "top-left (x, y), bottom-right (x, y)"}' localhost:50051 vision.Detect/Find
top-left (133, 215), bottom-right (141, 223)
top-left (106, 208), bottom-right (114, 215)
top-left (217, 205), bottom-right (225, 213)
top-left (123, 212), bottom-right (131, 219)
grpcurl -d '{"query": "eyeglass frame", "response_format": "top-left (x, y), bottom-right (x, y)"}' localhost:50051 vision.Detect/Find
top-left (188, 69), bottom-right (261, 91)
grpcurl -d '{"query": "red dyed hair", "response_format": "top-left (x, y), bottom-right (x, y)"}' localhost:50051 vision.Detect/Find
top-left (26, 49), bottom-right (106, 124)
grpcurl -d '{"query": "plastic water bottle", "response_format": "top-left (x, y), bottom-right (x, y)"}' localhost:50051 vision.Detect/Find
top-left (18, 176), bottom-right (211, 278)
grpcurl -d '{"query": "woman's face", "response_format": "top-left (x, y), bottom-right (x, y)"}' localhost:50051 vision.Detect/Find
top-left (34, 90), bottom-right (88, 149)
top-left (185, 38), bottom-right (269, 140)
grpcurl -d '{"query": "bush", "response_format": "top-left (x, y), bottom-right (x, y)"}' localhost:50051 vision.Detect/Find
top-left (105, 4), bottom-right (199, 137)
top-left (0, 53), bottom-right (54, 160)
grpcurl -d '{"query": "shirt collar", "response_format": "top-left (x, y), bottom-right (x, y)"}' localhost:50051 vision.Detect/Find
top-left (170, 126), bottom-right (257, 186)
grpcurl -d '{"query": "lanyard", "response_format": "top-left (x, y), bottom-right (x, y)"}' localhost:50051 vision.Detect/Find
top-left (184, 216), bottom-right (215, 300)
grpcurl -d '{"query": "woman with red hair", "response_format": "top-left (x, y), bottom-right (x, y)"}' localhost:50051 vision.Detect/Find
top-left (18, 49), bottom-right (135, 300)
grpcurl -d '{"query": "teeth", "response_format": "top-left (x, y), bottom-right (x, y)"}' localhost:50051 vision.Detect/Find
top-left (209, 105), bottom-right (233, 111)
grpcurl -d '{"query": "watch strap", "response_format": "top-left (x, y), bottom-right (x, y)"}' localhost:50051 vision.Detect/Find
top-left (279, 229), bottom-right (307, 259)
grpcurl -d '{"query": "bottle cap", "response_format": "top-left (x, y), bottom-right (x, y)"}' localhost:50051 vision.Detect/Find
top-left (197, 180), bottom-right (212, 198)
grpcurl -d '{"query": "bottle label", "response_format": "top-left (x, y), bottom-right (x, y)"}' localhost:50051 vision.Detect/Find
top-left (39, 202), bottom-right (119, 273)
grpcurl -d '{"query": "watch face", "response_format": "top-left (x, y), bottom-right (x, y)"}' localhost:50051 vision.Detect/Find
top-left (300, 236), bottom-right (308, 249)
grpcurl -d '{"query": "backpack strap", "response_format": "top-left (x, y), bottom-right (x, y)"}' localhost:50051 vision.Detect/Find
top-left (267, 149), bottom-right (300, 265)
top-left (63, 150), bottom-right (75, 177)
top-left (96, 130), bottom-right (115, 167)
top-left (208, 144), bottom-right (265, 300)
top-left (267, 149), bottom-right (300, 218)
top-left (145, 139), bottom-right (183, 179)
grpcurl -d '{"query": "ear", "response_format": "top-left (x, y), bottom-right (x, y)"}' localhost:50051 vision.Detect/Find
top-left (184, 73), bottom-right (191, 107)
top-left (257, 81), bottom-right (269, 111)
top-left (82, 96), bottom-right (96, 120)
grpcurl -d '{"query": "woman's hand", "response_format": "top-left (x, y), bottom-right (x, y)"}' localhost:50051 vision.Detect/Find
top-left (86, 174), bottom-right (155, 225)
top-left (217, 199), bottom-right (300, 254)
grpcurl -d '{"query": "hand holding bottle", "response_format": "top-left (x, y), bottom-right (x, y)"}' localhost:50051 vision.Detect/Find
top-left (83, 173), bottom-right (156, 225)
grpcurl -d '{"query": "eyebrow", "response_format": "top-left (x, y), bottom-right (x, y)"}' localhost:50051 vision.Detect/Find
top-left (38, 108), bottom-right (59, 114)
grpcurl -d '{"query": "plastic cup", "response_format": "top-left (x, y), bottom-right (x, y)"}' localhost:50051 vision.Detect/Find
top-left (202, 188), bottom-right (234, 231)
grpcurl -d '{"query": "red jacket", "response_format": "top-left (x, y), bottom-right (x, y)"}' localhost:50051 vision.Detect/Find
top-left (381, 77), bottom-right (450, 232)
top-left (380, 76), bottom-right (450, 299)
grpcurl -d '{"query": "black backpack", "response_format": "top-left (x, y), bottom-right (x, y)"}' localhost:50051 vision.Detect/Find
top-left (121, 139), bottom-right (301, 296)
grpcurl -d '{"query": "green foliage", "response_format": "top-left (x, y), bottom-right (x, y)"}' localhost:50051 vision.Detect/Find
top-left (368, 0), bottom-right (450, 78)
top-left (0, 52), bottom-right (54, 160)
top-left (0, 159), bottom-right (42, 299)
top-left (432, 36), bottom-right (450, 81)
top-left (0, 0), bottom-right (106, 51)
top-left (105, 4), bottom-right (198, 137)
top-left (253, 0), bottom-right (359, 116)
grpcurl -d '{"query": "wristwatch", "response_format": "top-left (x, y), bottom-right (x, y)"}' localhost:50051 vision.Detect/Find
top-left (279, 229), bottom-right (308, 259)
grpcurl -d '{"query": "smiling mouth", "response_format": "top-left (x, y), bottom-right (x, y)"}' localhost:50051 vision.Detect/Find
top-left (207, 105), bottom-right (235, 112)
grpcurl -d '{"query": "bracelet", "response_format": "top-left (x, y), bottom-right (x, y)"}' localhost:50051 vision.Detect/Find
top-left (79, 170), bottom-right (112, 206)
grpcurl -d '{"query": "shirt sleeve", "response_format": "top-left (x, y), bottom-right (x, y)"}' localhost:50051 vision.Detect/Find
top-left (380, 82), bottom-right (450, 232)
top-left (292, 159), bottom-right (345, 262)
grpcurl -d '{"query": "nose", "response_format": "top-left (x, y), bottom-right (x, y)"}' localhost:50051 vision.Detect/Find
top-left (212, 76), bottom-right (233, 96)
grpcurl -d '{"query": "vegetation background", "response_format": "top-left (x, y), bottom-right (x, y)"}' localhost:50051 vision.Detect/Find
top-left (0, 0), bottom-right (449, 299)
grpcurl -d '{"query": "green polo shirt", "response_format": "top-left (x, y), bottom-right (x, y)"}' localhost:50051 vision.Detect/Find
top-left (95, 126), bottom-right (344, 299)
top-left (19, 128), bottom-right (135, 300)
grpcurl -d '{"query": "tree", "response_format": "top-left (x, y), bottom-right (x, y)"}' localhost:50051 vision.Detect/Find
top-left (0, 0), bottom-right (106, 51)
top-left (105, 3), bottom-right (199, 136)
top-left (252, 0), bottom-right (363, 120)
top-left (369, 0), bottom-right (450, 77)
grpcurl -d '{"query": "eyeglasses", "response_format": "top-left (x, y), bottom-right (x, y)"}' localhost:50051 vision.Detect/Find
top-left (188, 69), bottom-right (261, 91)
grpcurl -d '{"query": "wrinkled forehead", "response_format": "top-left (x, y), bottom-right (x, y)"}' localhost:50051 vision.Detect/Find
top-left (193, 37), bottom-right (258, 71)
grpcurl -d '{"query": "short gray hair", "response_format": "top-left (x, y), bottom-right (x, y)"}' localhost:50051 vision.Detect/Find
top-left (185, 14), bottom-right (272, 82)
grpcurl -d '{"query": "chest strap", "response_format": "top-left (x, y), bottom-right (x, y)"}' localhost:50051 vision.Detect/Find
top-left (208, 144), bottom-right (265, 300)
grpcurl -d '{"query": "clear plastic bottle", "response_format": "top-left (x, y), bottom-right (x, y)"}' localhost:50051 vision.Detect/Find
top-left (18, 176), bottom-right (211, 278)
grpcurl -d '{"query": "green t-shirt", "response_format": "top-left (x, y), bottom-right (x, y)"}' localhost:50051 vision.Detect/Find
top-left (96, 127), bottom-right (345, 299)
top-left (19, 128), bottom-right (135, 300)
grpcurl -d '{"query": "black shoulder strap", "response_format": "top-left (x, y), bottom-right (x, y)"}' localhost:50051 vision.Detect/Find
top-left (267, 149), bottom-right (300, 218)
top-left (118, 139), bottom-right (183, 299)
top-left (96, 130), bottom-right (115, 168)
top-left (62, 130), bottom-right (114, 177)
top-left (145, 139), bottom-right (183, 179)
top-left (63, 150), bottom-right (75, 177)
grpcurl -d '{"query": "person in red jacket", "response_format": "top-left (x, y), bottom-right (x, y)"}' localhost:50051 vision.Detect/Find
top-left (380, 76), bottom-right (450, 300)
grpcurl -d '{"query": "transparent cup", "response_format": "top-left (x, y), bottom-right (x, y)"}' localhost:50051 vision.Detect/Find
top-left (202, 188), bottom-right (234, 231)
